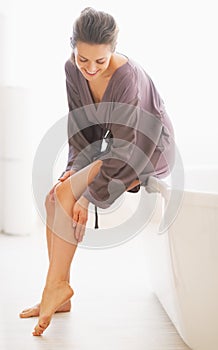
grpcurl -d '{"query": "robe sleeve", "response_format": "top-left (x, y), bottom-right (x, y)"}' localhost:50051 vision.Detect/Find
top-left (82, 72), bottom-right (164, 208)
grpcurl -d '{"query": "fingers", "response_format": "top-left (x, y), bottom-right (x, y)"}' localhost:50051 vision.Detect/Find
top-left (73, 203), bottom-right (88, 243)
top-left (73, 217), bottom-right (87, 243)
top-left (74, 222), bottom-right (86, 243)
top-left (72, 211), bottom-right (79, 234)
top-left (58, 173), bottom-right (69, 182)
top-left (58, 170), bottom-right (75, 182)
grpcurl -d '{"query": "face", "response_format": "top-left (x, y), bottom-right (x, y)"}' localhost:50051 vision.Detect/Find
top-left (74, 41), bottom-right (113, 81)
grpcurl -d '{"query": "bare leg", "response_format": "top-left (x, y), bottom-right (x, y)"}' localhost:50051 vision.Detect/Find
top-left (32, 160), bottom-right (102, 336)
top-left (19, 182), bottom-right (72, 318)
top-left (32, 238), bottom-right (76, 336)
top-left (45, 225), bottom-right (71, 311)
top-left (20, 171), bottom-right (139, 319)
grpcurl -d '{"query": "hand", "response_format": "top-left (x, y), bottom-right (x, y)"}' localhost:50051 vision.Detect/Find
top-left (49, 170), bottom-right (76, 200)
top-left (73, 196), bottom-right (90, 243)
top-left (58, 170), bottom-right (75, 182)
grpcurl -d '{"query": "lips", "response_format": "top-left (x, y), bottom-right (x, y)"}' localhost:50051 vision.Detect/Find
top-left (85, 69), bottom-right (99, 76)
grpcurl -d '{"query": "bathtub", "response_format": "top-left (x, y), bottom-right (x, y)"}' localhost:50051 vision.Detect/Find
top-left (145, 166), bottom-right (218, 350)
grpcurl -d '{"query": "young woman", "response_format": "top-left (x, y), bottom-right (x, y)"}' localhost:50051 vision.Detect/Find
top-left (20, 7), bottom-right (175, 335)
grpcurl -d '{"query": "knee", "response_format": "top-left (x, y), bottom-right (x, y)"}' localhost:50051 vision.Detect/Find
top-left (44, 192), bottom-right (53, 213)
top-left (44, 183), bottom-right (60, 212)
top-left (54, 180), bottom-right (76, 210)
top-left (53, 181), bottom-right (64, 199)
top-left (52, 182), bottom-right (71, 209)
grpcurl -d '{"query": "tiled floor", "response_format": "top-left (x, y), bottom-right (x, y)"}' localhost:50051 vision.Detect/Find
top-left (0, 221), bottom-right (191, 350)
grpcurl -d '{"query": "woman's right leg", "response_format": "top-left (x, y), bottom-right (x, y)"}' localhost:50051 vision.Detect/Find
top-left (19, 180), bottom-right (71, 318)
top-left (19, 222), bottom-right (71, 318)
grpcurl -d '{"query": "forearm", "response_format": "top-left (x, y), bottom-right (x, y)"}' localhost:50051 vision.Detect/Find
top-left (77, 195), bottom-right (90, 208)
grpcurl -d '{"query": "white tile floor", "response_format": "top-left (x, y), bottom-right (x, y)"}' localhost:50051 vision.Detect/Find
top-left (0, 222), bottom-right (191, 350)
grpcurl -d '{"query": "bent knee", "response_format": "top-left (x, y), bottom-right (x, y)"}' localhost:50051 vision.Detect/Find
top-left (44, 183), bottom-right (60, 210)
top-left (44, 192), bottom-right (54, 213)
top-left (54, 180), bottom-right (77, 207)
top-left (53, 181), bottom-right (65, 199)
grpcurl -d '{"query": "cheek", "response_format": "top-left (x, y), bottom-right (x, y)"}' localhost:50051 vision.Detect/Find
top-left (75, 61), bottom-right (82, 70)
top-left (101, 60), bottom-right (110, 70)
top-left (75, 57), bottom-right (84, 70)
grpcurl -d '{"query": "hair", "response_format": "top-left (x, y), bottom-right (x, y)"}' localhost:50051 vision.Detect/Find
top-left (70, 7), bottom-right (119, 52)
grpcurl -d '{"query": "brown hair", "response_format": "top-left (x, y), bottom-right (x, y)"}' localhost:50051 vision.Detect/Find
top-left (70, 7), bottom-right (119, 52)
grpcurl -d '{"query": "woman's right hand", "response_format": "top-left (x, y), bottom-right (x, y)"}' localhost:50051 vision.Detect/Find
top-left (58, 170), bottom-right (75, 182)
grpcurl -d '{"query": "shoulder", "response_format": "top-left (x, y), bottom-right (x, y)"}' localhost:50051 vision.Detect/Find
top-left (64, 58), bottom-right (82, 102)
top-left (110, 57), bottom-right (140, 102)
top-left (118, 58), bottom-right (161, 99)
top-left (125, 58), bottom-right (151, 84)
top-left (64, 57), bottom-right (78, 81)
top-left (113, 56), bottom-right (137, 79)
top-left (113, 56), bottom-right (151, 91)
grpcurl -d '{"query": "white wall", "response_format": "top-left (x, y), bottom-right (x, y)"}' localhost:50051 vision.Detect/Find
top-left (0, 0), bottom-right (217, 235)
top-left (1, 0), bottom-right (218, 168)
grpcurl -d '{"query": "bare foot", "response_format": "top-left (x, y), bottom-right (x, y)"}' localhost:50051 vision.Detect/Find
top-left (19, 299), bottom-right (71, 318)
top-left (32, 281), bottom-right (73, 336)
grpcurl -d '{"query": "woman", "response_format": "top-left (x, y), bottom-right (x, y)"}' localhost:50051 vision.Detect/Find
top-left (20, 7), bottom-right (175, 335)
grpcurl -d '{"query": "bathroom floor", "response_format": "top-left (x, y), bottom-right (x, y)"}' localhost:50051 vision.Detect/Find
top-left (0, 221), bottom-right (191, 350)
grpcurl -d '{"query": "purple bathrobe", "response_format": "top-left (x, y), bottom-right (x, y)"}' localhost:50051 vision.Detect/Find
top-left (63, 56), bottom-right (175, 209)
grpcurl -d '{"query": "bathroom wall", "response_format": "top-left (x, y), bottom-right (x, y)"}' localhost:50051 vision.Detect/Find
top-left (6, 0), bottom-right (216, 169)
top-left (0, 0), bottom-right (217, 232)
top-left (0, 13), bottom-right (7, 232)
top-left (0, 8), bottom-right (33, 234)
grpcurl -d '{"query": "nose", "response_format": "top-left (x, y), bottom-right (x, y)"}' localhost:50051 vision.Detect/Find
top-left (86, 62), bottom-right (97, 72)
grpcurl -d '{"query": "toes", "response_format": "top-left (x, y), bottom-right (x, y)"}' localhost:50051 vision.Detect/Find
top-left (32, 325), bottom-right (45, 336)
top-left (32, 328), bottom-right (44, 336)
top-left (32, 319), bottom-right (50, 336)
top-left (32, 327), bottom-right (42, 336)
top-left (19, 307), bottom-right (39, 318)
top-left (20, 309), bottom-right (31, 316)
top-left (21, 308), bottom-right (31, 313)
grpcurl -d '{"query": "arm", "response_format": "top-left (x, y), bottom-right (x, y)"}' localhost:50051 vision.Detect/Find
top-left (62, 60), bottom-right (104, 174)
top-left (81, 73), bottom-right (164, 208)
top-left (82, 105), bottom-right (163, 208)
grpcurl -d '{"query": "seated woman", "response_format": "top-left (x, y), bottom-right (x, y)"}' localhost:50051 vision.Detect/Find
top-left (19, 7), bottom-right (175, 335)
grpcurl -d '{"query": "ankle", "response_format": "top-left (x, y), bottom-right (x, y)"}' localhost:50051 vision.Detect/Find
top-left (45, 279), bottom-right (69, 289)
